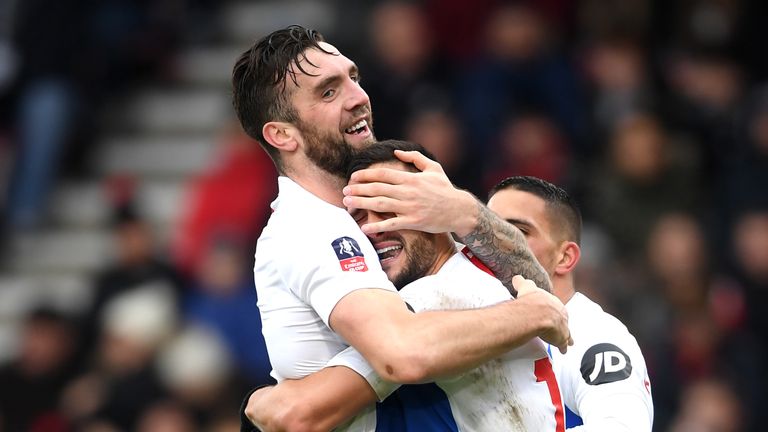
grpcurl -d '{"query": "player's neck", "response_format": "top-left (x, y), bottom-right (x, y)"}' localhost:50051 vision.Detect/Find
top-left (553, 279), bottom-right (576, 304)
top-left (424, 235), bottom-right (458, 277)
top-left (285, 163), bottom-right (347, 208)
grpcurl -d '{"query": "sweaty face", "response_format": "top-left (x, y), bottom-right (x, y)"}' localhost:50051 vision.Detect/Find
top-left (366, 226), bottom-right (438, 290)
top-left (289, 42), bottom-right (376, 176)
top-left (297, 115), bottom-right (356, 177)
top-left (348, 161), bottom-right (440, 289)
top-left (486, 189), bottom-right (560, 276)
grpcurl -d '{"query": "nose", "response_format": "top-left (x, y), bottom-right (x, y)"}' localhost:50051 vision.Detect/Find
top-left (343, 79), bottom-right (370, 112)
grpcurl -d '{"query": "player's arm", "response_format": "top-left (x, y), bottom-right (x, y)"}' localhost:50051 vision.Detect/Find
top-left (343, 149), bottom-right (552, 294)
top-left (244, 366), bottom-right (377, 432)
top-left (569, 393), bottom-right (652, 432)
top-left (330, 275), bottom-right (570, 383)
top-left (567, 342), bottom-right (654, 431)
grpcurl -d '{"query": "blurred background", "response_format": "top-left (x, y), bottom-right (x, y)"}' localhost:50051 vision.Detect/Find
top-left (0, 0), bottom-right (766, 431)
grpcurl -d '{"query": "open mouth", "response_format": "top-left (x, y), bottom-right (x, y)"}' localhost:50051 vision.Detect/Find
top-left (376, 244), bottom-right (403, 264)
top-left (344, 119), bottom-right (369, 136)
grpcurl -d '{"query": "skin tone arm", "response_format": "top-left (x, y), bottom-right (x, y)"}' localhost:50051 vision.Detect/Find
top-left (333, 275), bottom-right (568, 381)
top-left (245, 366), bottom-right (377, 432)
top-left (247, 277), bottom-right (561, 432)
top-left (342, 150), bottom-right (553, 295)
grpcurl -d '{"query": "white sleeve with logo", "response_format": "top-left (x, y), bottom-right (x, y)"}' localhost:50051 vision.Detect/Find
top-left (560, 294), bottom-right (654, 432)
top-left (275, 210), bottom-right (396, 326)
top-left (256, 192), bottom-right (396, 382)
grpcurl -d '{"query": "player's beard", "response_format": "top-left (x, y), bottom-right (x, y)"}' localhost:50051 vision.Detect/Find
top-left (298, 118), bottom-right (372, 179)
top-left (391, 233), bottom-right (439, 290)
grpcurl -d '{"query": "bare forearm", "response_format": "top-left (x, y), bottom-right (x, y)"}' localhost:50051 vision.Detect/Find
top-left (456, 198), bottom-right (552, 294)
top-left (404, 299), bottom-right (547, 379)
top-left (245, 367), bottom-right (377, 432)
top-left (331, 280), bottom-right (568, 384)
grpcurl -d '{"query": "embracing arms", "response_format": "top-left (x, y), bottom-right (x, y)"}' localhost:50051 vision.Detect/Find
top-left (244, 277), bottom-right (570, 431)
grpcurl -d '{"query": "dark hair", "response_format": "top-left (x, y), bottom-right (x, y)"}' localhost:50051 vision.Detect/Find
top-left (346, 140), bottom-right (437, 179)
top-left (489, 176), bottom-right (582, 244)
top-left (109, 202), bottom-right (145, 229)
top-left (232, 25), bottom-right (334, 169)
top-left (26, 306), bottom-right (68, 325)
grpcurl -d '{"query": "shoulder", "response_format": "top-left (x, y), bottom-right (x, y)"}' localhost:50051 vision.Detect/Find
top-left (263, 188), bottom-right (363, 251)
top-left (272, 185), bottom-right (355, 233)
top-left (567, 294), bottom-right (634, 343)
top-left (564, 294), bottom-right (647, 386)
top-left (400, 253), bottom-right (510, 311)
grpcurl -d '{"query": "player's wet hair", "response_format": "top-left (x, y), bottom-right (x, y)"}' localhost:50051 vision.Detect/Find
top-left (346, 140), bottom-right (437, 179)
top-left (489, 176), bottom-right (582, 244)
top-left (232, 25), bottom-right (334, 169)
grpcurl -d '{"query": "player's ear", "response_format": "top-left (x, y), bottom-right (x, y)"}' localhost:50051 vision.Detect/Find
top-left (554, 241), bottom-right (580, 276)
top-left (263, 121), bottom-right (299, 153)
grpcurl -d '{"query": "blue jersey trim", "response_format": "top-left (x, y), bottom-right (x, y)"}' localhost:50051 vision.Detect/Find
top-left (375, 383), bottom-right (458, 431)
top-left (565, 405), bottom-right (583, 428)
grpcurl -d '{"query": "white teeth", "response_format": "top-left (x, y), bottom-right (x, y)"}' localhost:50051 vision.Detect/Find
top-left (376, 245), bottom-right (401, 254)
top-left (345, 119), bottom-right (367, 134)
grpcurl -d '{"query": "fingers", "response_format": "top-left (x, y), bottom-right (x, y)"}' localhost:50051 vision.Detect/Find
top-left (514, 277), bottom-right (572, 354)
top-left (512, 275), bottom-right (537, 296)
top-left (394, 150), bottom-right (445, 174)
top-left (348, 167), bottom-right (411, 186)
top-left (343, 195), bottom-right (407, 218)
top-left (557, 333), bottom-right (574, 354)
top-left (343, 181), bottom-right (408, 201)
top-left (360, 217), bottom-right (414, 234)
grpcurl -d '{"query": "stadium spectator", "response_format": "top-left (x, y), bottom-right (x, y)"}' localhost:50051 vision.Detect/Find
top-left (62, 288), bottom-right (176, 431)
top-left (456, 2), bottom-right (586, 168)
top-left (585, 114), bottom-right (700, 261)
top-left (0, 308), bottom-right (78, 431)
top-left (79, 204), bottom-right (182, 358)
top-left (182, 235), bottom-right (272, 384)
top-left (172, 123), bottom-right (277, 277)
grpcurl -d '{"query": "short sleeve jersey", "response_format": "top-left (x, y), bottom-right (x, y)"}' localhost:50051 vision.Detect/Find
top-left (254, 177), bottom-right (396, 383)
top-left (550, 293), bottom-right (654, 431)
top-left (397, 251), bottom-right (565, 431)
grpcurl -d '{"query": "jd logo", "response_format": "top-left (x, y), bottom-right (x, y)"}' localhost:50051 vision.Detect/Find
top-left (580, 343), bottom-right (632, 385)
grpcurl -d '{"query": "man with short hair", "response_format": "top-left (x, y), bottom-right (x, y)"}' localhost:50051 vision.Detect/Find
top-left (486, 176), bottom-right (653, 431)
top-left (246, 140), bottom-right (566, 431)
top-left (343, 160), bottom-right (655, 430)
top-left (232, 25), bottom-right (570, 430)
top-left (247, 172), bottom-right (655, 431)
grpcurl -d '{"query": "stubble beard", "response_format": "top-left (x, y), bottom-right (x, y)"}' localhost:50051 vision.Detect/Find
top-left (391, 234), bottom-right (439, 290)
top-left (299, 118), bottom-right (375, 179)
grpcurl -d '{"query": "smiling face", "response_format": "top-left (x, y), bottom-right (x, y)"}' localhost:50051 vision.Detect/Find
top-left (348, 160), bottom-right (449, 289)
top-left (287, 42), bottom-right (376, 177)
top-left (486, 188), bottom-right (562, 276)
top-left (366, 222), bottom-right (438, 290)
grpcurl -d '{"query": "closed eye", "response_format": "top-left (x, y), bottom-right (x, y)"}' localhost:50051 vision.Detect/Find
top-left (350, 209), bottom-right (366, 225)
top-left (505, 218), bottom-right (531, 236)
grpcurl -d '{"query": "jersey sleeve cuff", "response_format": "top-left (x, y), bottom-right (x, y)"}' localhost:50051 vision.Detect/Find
top-left (326, 346), bottom-right (400, 401)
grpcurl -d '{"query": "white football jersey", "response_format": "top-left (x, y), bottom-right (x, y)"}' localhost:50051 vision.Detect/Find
top-left (551, 293), bottom-right (654, 431)
top-left (254, 177), bottom-right (397, 430)
top-left (396, 250), bottom-right (565, 431)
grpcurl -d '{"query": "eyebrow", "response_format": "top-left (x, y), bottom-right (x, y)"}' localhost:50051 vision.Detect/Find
top-left (311, 64), bottom-right (360, 95)
top-left (505, 218), bottom-right (535, 230)
top-left (312, 74), bottom-right (343, 95)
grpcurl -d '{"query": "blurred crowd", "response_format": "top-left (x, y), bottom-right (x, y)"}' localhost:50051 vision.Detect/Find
top-left (1, 0), bottom-right (768, 431)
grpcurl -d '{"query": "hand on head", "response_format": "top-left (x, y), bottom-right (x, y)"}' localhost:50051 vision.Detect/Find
top-left (343, 150), bottom-right (476, 235)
